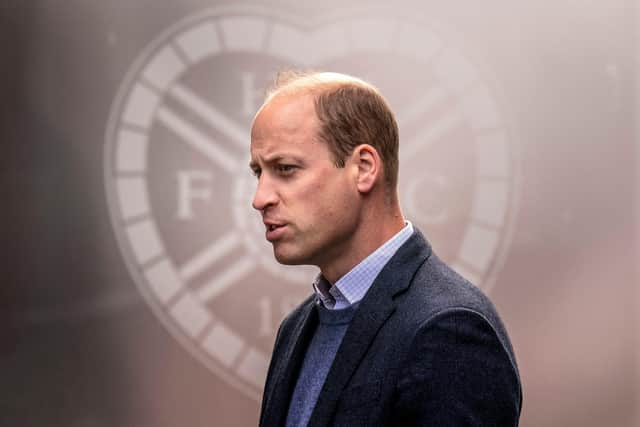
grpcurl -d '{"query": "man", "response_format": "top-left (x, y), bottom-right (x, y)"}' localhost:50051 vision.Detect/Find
top-left (250, 71), bottom-right (522, 426)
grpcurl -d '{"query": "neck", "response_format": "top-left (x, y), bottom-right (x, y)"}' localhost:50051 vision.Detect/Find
top-left (320, 201), bottom-right (405, 284)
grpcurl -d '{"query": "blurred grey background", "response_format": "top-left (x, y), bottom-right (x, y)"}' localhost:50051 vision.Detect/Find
top-left (3, 1), bottom-right (638, 426)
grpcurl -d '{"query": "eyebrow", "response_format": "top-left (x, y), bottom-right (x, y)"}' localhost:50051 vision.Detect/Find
top-left (250, 154), bottom-right (303, 169)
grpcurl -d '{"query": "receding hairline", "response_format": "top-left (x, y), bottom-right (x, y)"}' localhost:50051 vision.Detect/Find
top-left (262, 71), bottom-right (383, 108)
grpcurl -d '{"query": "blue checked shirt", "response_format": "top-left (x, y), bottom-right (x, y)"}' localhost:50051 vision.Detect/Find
top-left (313, 222), bottom-right (414, 310)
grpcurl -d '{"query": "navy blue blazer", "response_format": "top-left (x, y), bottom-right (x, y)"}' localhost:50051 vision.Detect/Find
top-left (259, 229), bottom-right (522, 426)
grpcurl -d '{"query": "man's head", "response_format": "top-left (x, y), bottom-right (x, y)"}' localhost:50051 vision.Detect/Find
top-left (263, 71), bottom-right (399, 190)
top-left (249, 71), bottom-right (404, 281)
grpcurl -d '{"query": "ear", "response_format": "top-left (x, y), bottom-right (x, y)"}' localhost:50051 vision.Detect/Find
top-left (352, 144), bottom-right (381, 194)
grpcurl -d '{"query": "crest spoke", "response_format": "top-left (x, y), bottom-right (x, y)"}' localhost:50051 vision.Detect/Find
top-left (156, 106), bottom-right (240, 172)
top-left (197, 257), bottom-right (256, 303)
top-left (179, 231), bottom-right (242, 282)
top-left (169, 83), bottom-right (249, 148)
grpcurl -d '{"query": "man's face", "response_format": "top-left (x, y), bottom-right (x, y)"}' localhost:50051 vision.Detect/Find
top-left (250, 93), bottom-right (361, 268)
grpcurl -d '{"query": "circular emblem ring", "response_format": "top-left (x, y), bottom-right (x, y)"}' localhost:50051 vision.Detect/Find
top-left (104, 5), bottom-right (520, 400)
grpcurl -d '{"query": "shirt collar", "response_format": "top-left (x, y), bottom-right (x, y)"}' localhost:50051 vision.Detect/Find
top-left (313, 221), bottom-right (414, 309)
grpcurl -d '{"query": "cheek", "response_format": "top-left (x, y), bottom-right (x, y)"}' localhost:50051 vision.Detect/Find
top-left (317, 182), bottom-right (357, 225)
top-left (290, 169), bottom-right (355, 225)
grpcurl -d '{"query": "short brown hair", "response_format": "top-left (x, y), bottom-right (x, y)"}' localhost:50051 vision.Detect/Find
top-left (265, 71), bottom-right (399, 189)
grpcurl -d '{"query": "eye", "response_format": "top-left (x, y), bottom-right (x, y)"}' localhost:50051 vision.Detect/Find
top-left (275, 164), bottom-right (297, 175)
top-left (251, 168), bottom-right (261, 178)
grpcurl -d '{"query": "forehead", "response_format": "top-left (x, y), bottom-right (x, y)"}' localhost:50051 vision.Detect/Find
top-left (253, 92), bottom-right (316, 133)
top-left (250, 93), bottom-right (321, 156)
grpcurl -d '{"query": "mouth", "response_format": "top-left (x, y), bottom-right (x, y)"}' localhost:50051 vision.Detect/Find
top-left (265, 223), bottom-right (287, 241)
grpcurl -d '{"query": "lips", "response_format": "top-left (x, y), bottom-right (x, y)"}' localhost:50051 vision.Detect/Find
top-left (264, 221), bottom-right (287, 241)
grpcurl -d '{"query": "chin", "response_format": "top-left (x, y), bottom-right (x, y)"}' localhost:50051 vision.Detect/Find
top-left (273, 253), bottom-right (304, 266)
top-left (273, 246), bottom-right (310, 266)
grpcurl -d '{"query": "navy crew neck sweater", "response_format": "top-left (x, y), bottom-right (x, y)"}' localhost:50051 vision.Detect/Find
top-left (285, 302), bottom-right (358, 427)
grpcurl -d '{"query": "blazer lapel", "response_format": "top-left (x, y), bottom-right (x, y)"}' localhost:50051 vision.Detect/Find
top-left (262, 298), bottom-right (318, 427)
top-left (307, 230), bottom-right (432, 427)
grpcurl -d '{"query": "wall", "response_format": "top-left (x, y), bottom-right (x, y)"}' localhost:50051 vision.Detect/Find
top-left (3, 1), bottom-right (637, 425)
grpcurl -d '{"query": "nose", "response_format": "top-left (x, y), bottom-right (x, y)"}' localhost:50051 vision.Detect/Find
top-left (252, 174), bottom-right (278, 211)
